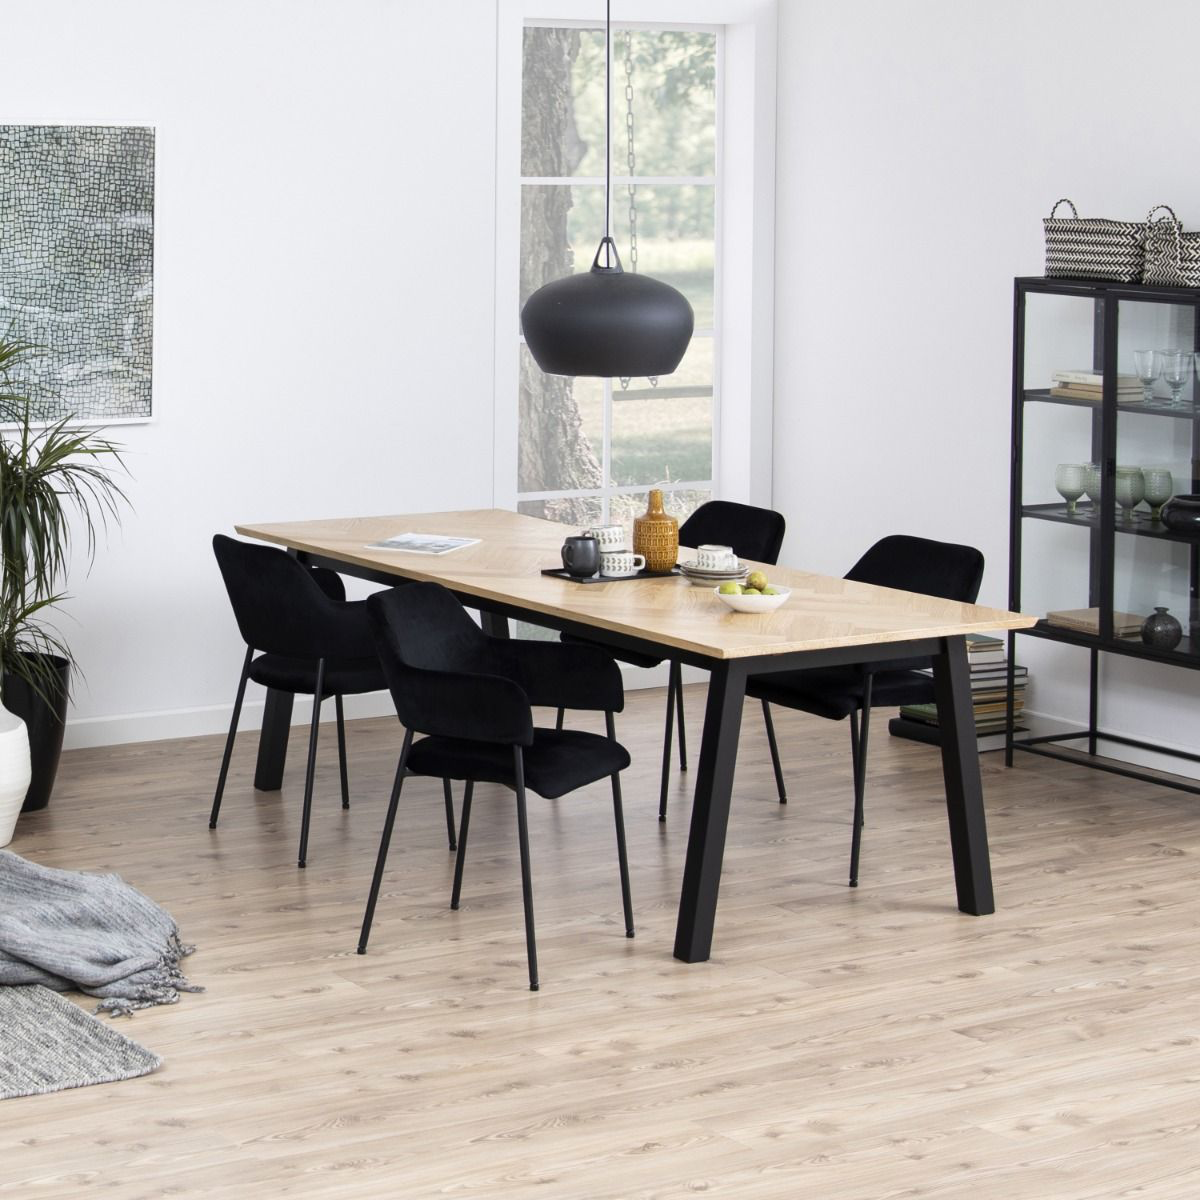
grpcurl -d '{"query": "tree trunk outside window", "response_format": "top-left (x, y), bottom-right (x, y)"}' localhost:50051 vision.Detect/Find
top-left (519, 29), bottom-right (602, 524)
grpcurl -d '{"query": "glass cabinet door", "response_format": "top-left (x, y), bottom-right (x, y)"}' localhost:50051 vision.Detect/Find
top-left (1017, 290), bottom-right (1104, 632)
top-left (1112, 297), bottom-right (1200, 658)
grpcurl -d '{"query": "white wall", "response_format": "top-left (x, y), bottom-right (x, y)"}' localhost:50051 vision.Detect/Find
top-left (0, 0), bottom-right (499, 746)
top-left (774, 0), bottom-right (1200, 770)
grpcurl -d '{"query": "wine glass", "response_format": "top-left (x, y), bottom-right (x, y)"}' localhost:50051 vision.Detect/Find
top-left (1133, 349), bottom-right (1161, 405)
top-left (1142, 466), bottom-right (1174, 521)
top-left (1082, 461), bottom-right (1102, 507)
top-left (1114, 466), bottom-right (1145, 523)
top-left (1160, 350), bottom-right (1193, 409)
top-left (1055, 463), bottom-right (1086, 515)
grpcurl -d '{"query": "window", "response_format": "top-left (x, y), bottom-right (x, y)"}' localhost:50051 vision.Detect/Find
top-left (516, 22), bottom-right (719, 529)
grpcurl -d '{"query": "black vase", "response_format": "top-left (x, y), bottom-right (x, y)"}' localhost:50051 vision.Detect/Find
top-left (1, 653), bottom-right (70, 812)
top-left (1160, 494), bottom-right (1200, 537)
top-left (1141, 607), bottom-right (1183, 651)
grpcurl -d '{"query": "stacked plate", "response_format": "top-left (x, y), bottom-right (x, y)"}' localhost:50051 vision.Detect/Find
top-left (678, 558), bottom-right (751, 588)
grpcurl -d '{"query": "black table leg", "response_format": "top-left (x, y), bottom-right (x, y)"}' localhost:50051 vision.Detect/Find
top-left (930, 635), bottom-right (995, 916)
top-left (674, 659), bottom-right (747, 963)
top-left (480, 612), bottom-right (510, 639)
top-left (254, 688), bottom-right (294, 791)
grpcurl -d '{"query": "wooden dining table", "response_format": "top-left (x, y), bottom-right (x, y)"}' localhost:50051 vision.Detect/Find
top-left (236, 509), bottom-right (1037, 964)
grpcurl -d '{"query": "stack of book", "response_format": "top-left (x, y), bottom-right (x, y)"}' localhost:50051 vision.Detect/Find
top-left (888, 633), bottom-right (1027, 750)
top-left (1045, 607), bottom-right (1142, 639)
top-left (1049, 370), bottom-right (1141, 402)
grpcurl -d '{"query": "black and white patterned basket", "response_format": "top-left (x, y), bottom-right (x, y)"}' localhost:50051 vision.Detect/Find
top-left (1142, 205), bottom-right (1200, 288)
top-left (1043, 198), bottom-right (1146, 283)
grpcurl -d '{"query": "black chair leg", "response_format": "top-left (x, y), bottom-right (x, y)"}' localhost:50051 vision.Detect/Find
top-left (761, 699), bottom-right (787, 804)
top-left (297, 659), bottom-right (326, 868)
top-left (848, 679), bottom-right (873, 888)
top-left (335, 695), bottom-right (350, 810)
top-left (607, 713), bottom-right (634, 938)
top-left (450, 780), bottom-right (474, 909)
top-left (210, 647), bottom-right (253, 829)
top-left (512, 747), bottom-right (539, 991)
top-left (555, 707), bottom-right (565, 731)
top-left (673, 661), bottom-right (688, 770)
top-left (358, 729), bottom-right (412, 954)
top-left (442, 778), bottom-right (458, 851)
top-left (658, 663), bottom-right (678, 822)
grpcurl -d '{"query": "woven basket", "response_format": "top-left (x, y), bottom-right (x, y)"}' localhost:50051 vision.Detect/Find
top-left (1142, 205), bottom-right (1200, 288)
top-left (1044, 198), bottom-right (1145, 283)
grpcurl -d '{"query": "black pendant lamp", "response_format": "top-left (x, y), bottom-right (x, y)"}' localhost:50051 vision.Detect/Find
top-left (520, 1), bottom-right (694, 378)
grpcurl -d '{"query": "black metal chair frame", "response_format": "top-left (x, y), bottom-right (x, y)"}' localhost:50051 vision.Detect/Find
top-left (753, 535), bottom-right (984, 888)
top-left (357, 584), bottom-right (634, 991)
top-left (209, 535), bottom-right (457, 867)
top-left (557, 500), bottom-right (786, 821)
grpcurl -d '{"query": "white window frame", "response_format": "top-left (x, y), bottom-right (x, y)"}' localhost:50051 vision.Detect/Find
top-left (493, 0), bottom-right (777, 514)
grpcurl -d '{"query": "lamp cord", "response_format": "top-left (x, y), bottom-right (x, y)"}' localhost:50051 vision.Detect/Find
top-left (604, 0), bottom-right (611, 250)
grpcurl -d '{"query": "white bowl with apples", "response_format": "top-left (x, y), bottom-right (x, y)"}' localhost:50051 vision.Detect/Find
top-left (713, 570), bottom-right (790, 613)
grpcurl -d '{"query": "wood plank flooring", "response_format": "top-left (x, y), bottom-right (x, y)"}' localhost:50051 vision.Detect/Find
top-left (3, 686), bottom-right (1199, 1198)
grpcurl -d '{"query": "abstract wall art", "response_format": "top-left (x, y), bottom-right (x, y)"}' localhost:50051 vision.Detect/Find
top-left (0, 125), bottom-right (155, 422)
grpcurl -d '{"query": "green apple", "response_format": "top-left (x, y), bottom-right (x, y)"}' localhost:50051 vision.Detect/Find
top-left (761, 586), bottom-right (778, 595)
top-left (746, 570), bottom-right (768, 591)
top-left (718, 581), bottom-right (743, 595)
top-left (742, 587), bottom-right (762, 595)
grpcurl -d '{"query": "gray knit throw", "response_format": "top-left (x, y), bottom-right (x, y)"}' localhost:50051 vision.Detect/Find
top-left (0, 851), bottom-right (201, 1017)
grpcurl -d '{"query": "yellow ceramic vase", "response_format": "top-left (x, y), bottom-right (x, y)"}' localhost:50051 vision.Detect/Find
top-left (633, 489), bottom-right (679, 573)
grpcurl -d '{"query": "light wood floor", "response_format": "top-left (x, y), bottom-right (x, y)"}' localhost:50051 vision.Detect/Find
top-left (5, 686), bottom-right (1200, 1199)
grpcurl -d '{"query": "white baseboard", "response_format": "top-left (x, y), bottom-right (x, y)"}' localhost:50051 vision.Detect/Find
top-left (61, 662), bottom-right (705, 751)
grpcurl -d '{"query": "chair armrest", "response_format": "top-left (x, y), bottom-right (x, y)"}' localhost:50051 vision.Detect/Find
top-left (484, 640), bottom-right (625, 713)
top-left (398, 665), bottom-right (534, 745)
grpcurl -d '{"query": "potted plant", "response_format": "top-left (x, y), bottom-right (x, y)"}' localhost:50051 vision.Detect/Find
top-left (0, 336), bottom-right (128, 811)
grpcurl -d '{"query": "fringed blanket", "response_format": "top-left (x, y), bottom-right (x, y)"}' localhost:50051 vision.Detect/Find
top-left (0, 850), bottom-right (201, 1016)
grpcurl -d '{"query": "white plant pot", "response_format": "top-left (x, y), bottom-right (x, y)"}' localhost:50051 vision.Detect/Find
top-left (0, 708), bottom-right (32, 848)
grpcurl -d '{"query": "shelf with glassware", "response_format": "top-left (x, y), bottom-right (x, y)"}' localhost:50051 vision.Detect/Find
top-left (1009, 276), bottom-right (1200, 794)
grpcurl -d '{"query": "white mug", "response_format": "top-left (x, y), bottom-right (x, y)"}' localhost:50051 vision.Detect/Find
top-left (697, 543), bottom-right (736, 570)
top-left (599, 551), bottom-right (646, 577)
top-left (584, 524), bottom-right (627, 552)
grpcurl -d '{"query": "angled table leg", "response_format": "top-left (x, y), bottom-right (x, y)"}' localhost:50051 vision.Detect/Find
top-left (254, 689), bottom-right (293, 791)
top-left (930, 635), bottom-right (995, 915)
top-left (674, 659), bottom-right (748, 963)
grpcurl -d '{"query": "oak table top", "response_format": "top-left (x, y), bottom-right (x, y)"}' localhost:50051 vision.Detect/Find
top-left (236, 509), bottom-right (1036, 661)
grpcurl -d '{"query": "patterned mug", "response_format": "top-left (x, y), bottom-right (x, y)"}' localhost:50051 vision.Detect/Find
top-left (584, 524), bottom-right (628, 552)
top-left (697, 543), bottom-right (736, 571)
top-left (599, 551), bottom-right (646, 578)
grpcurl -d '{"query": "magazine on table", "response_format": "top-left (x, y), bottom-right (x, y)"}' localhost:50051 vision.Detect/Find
top-left (366, 532), bottom-right (480, 555)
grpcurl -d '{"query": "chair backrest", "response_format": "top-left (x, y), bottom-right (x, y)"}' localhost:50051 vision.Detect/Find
top-left (844, 534), bottom-right (984, 604)
top-left (367, 583), bottom-right (532, 744)
top-left (679, 501), bottom-right (786, 565)
top-left (213, 534), bottom-right (362, 660)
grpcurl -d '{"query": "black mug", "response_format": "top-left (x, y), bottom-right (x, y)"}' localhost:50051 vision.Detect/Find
top-left (561, 535), bottom-right (600, 579)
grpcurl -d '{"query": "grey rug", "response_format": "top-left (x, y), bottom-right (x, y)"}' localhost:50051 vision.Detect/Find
top-left (0, 850), bottom-right (202, 1016)
top-left (0, 985), bottom-right (161, 1099)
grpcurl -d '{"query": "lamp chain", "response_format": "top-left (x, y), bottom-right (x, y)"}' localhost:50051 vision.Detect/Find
top-left (618, 30), bottom-right (657, 391)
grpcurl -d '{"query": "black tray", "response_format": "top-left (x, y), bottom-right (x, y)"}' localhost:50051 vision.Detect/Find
top-left (540, 565), bottom-right (682, 585)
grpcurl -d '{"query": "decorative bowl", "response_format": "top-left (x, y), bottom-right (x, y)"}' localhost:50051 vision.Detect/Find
top-left (713, 585), bottom-right (791, 614)
top-left (1161, 494), bottom-right (1200, 537)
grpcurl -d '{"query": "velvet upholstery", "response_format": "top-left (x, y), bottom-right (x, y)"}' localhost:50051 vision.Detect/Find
top-left (745, 535), bottom-right (983, 720)
top-left (408, 728), bottom-right (631, 799)
top-left (213, 534), bottom-right (376, 662)
top-left (368, 584), bottom-right (623, 739)
top-left (248, 653), bottom-right (384, 697)
top-left (679, 500), bottom-right (787, 565)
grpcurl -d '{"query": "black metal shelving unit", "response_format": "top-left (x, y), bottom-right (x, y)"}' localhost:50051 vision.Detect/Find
top-left (1008, 276), bottom-right (1200, 794)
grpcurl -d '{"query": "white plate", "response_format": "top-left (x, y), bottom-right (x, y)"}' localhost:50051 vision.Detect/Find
top-left (680, 558), bottom-right (748, 575)
top-left (713, 585), bottom-right (791, 613)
